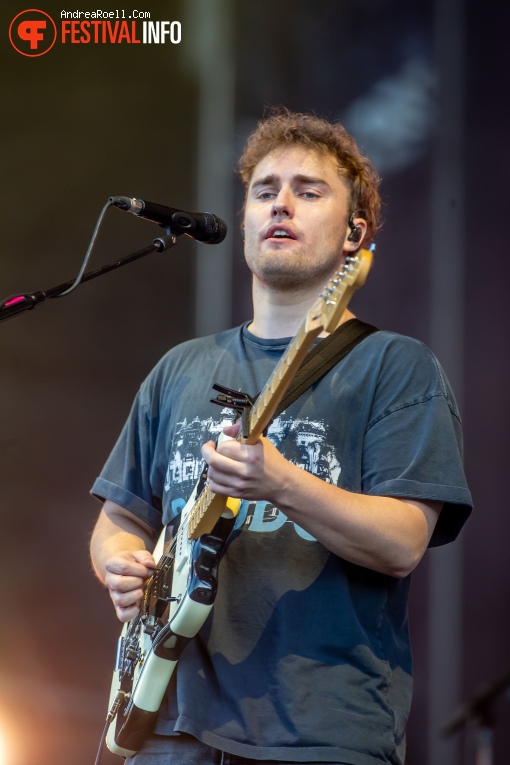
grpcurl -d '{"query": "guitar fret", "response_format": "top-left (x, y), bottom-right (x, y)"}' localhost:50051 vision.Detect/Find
top-left (204, 486), bottom-right (212, 513)
top-left (199, 490), bottom-right (207, 517)
top-left (185, 482), bottom-right (220, 539)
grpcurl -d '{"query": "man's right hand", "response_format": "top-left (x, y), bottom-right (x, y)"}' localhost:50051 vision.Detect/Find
top-left (104, 549), bottom-right (156, 623)
top-left (90, 501), bottom-right (158, 622)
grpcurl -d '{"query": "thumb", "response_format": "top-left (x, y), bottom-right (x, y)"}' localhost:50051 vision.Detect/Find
top-left (223, 421), bottom-right (242, 438)
top-left (131, 549), bottom-right (156, 569)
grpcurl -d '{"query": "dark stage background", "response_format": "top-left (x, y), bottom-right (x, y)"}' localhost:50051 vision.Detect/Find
top-left (0, 2), bottom-right (509, 764)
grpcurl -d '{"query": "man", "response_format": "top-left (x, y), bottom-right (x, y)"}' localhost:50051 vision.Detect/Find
top-left (90, 109), bottom-right (472, 765)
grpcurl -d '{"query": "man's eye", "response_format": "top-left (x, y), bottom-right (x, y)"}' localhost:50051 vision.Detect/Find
top-left (258, 191), bottom-right (275, 199)
top-left (302, 191), bottom-right (318, 199)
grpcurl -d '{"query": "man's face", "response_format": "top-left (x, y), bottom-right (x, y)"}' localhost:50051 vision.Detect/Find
top-left (243, 144), bottom-right (359, 292)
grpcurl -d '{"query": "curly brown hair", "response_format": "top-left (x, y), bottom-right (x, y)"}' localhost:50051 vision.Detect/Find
top-left (238, 108), bottom-right (381, 246)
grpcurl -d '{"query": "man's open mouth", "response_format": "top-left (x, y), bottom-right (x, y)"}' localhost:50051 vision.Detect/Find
top-left (265, 226), bottom-right (297, 240)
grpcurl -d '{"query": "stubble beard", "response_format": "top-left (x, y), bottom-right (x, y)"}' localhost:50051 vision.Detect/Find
top-left (245, 240), bottom-right (346, 294)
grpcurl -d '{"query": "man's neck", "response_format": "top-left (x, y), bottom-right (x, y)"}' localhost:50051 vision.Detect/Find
top-left (247, 278), bottom-right (355, 339)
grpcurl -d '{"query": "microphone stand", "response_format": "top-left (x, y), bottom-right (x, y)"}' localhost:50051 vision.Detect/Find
top-left (440, 667), bottom-right (510, 765)
top-left (0, 234), bottom-right (177, 324)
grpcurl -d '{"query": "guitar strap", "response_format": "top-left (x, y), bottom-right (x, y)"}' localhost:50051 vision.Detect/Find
top-left (270, 318), bottom-right (379, 421)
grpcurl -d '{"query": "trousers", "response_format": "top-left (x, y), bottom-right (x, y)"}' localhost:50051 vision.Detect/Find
top-left (126, 733), bottom-right (349, 765)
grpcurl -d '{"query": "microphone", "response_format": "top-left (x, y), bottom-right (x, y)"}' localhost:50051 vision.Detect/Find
top-left (109, 196), bottom-right (227, 244)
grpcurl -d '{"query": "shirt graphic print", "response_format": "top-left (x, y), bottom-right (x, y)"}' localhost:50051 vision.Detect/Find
top-left (163, 409), bottom-right (341, 541)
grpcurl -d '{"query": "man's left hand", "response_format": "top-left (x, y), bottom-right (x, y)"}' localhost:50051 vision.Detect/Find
top-left (201, 422), bottom-right (291, 503)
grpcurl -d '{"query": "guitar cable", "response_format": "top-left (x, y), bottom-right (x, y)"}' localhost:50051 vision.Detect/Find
top-left (94, 690), bottom-right (128, 765)
top-left (94, 718), bottom-right (109, 765)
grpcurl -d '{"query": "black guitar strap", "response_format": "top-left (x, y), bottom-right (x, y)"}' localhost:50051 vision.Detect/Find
top-left (212, 319), bottom-right (379, 433)
top-left (271, 318), bottom-right (379, 420)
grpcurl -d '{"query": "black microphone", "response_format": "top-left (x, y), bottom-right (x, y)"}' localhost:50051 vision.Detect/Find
top-left (109, 196), bottom-right (227, 244)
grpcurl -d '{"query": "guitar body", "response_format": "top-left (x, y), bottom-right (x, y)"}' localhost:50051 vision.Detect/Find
top-left (106, 483), bottom-right (239, 757)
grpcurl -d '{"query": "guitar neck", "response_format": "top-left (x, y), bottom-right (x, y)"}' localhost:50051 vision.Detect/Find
top-left (244, 320), bottom-right (322, 444)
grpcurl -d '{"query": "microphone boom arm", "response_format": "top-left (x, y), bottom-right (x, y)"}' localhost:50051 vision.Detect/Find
top-left (0, 234), bottom-right (177, 324)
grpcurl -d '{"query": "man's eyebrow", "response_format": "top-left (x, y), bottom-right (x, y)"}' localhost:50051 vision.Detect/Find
top-left (294, 174), bottom-right (329, 186)
top-left (250, 173), bottom-right (330, 189)
top-left (251, 173), bottom-right (279, 189)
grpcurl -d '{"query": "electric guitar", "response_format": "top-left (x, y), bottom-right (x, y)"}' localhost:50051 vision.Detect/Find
top-left (104, 249), bottom-right (373, 757)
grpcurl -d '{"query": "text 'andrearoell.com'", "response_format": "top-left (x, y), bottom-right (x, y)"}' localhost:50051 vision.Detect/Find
top-left (9, 8), bottom-right (181, 57)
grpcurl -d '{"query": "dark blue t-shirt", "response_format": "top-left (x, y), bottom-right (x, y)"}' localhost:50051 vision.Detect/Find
top-left (92, 324), bottom-right (472, 765)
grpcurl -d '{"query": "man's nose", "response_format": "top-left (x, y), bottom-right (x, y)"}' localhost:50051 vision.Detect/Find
top-left (272, 188), bottom-right (293, 217)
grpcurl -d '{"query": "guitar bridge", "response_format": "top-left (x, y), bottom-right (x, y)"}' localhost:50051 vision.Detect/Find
top-left (210, 383), bottom-right (256, 439)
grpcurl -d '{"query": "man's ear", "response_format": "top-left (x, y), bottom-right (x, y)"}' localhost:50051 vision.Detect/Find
top-left (344, 216), bottom-right (367, 251)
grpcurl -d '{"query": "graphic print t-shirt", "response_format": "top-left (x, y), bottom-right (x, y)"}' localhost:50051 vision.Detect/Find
top-left (92, 324), bottom-right (472, 765)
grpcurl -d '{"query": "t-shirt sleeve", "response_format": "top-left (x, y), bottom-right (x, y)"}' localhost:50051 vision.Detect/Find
top-left (361, 339), bottom-right (472, 546)
top-left (90, 385), bottom-right (164, 534)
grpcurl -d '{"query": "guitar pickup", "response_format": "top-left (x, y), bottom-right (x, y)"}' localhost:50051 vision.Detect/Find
top-left (210, 383), bottom-right (256, 439)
